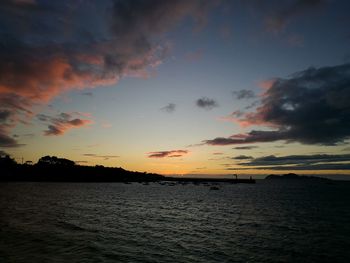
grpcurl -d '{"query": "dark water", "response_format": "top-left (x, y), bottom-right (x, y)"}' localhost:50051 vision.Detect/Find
top-left (1, 180), bottom-right (350, 263)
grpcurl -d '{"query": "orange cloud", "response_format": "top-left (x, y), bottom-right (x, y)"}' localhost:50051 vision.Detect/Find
top-left (0, 55), bottom-right (119, 103)
top-left (258, 79), bottom-right (277, 90)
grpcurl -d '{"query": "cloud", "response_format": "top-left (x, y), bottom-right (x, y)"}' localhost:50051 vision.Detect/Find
top-left (205, 63), bottom-right (350, 146)
top-left (0, 109), bottom-right (19, 146)
top-left (231, 153), bottom-right (350, 170)
top-left (233, 146), bottom-right (259, 150)
top-left (160, 103), bottom-right (176, 113)
top-left (0, 94), bottom-right (33, 147)
top-left (0, 127), bottom-right (22, 147)
top-left (0, 110), bottom-right (12, 122)
top-left (232, 89), bottom-right (255, 100)
top-left (205, 130), bottom-right (287, 145)
top-left (239, 154), bottom-right (350, 166)
top-left (232, 155), bottom-right (253, 160)
top-left (0, 107), bottom-right (28, 147)
top-left (220, 163), bottom-right (234, 167)
top-left (37, 112), bottom-right (92, 136)
top-left (147, 150), bottom-right (189, 158)
top-left (244, 100), bottom-right (260, 110)
top-left (262, 0), bottom-right (325, 34)
top-left (196, 97), bottom-right (218, 110)
top-left (83, 154), bottom-right (119, 160)
top-left (13, 133), bottom-right (35, 138)
top-left (227, 163), bottom-right (350, 171)
top-left (0, 0), bottom-right (216, 145)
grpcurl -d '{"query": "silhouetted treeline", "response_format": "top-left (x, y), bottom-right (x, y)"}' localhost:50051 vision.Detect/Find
top-left (0, 155), bottom-right (163, 182)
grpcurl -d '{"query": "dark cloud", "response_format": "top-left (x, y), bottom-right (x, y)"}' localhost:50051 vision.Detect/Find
top-left (205, 63), bottom-right (350, 146)
top-left (36, 114), bottom-right (49, 122)
top-left (230, 153), bottom-right (350, 170)
top-left (221, 163), bottom-right (234, 167)
top-left (228, 163), bottom-right (350, 171)
top-left (0, 110), bottom-right (12, 122)
top-left (0, 130), bottom-right (21, 147)
top-left (37, 112), bottom-right (92, 136)
top-left (257, 0), bottom-right (326, 34)
top-left (0, 109), bottom-right (19, 146)
top-left (110, 0), bottom-right (212, 36)
top-left (232, 155), bottom-right (253, 160)
top-left (245, 101), bottom-right (260, 110)
top-left (147, 150), bottom-right (188, 158)
top-left (0, 94), bottom-right (32, 146)
top-left (196, 97), bottom-right (218, 110)
top-left (160, 103), bottom-right (176, 113)
top-left (239, 154), bottom-right (350, 166)
top-left (232, 89), bottom-right (255, 100)
top-left (0, 0), bottom-right (215, 144)
top-left (205, 130), bottom-right (287, 145)
top-left (15, 133), bottom-right (35, 138)
top-left (234, 146), bottom-right (259, 150)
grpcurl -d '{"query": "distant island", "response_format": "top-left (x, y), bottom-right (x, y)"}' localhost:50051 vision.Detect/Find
top-left (0, 155), bottom-right (163, 182)
top-left (265, 173), bottom-right (330, 181)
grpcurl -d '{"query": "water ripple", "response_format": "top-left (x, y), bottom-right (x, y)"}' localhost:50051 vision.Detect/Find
top-left (1, 181), bottom-right (350, 262)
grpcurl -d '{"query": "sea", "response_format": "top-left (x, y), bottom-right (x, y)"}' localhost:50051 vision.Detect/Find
top-left (0, 180), bottom-right (349, 263)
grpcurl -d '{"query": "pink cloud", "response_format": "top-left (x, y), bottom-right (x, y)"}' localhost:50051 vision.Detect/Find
top-left (220, 110), bottom-right (270, 128)
top-left (258, 79), bottom-right (277, 90)
top-left (0, 0), bottom-right (217, 146)
top-left (37, 112), bottom-right (92, 136)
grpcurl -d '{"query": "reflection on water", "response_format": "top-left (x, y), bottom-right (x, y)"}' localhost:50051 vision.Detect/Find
top-left (1, 180), bottom-right (350, 262)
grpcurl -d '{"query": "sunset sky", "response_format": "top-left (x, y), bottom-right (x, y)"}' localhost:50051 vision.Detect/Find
top-left (1, 0), bottom-right (350, 177)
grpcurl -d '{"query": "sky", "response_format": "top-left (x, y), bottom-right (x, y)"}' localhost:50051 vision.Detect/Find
top-left (1, 0), bottom-right (350, 178)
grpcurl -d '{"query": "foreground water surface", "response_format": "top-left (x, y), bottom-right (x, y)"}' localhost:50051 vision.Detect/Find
top-left (1, 180), bottom-right (350, 262)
